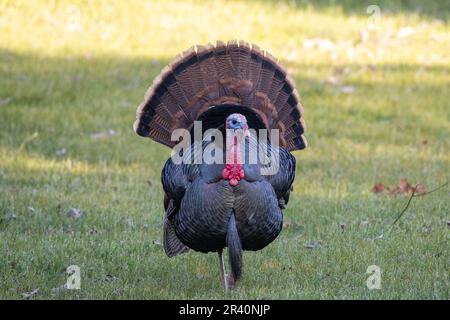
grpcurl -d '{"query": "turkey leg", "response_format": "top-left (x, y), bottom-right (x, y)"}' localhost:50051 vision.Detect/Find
top-left (218, 249), bottom-right (228, 291)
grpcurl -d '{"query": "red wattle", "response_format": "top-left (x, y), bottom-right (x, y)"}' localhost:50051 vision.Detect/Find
top-left (223, 163), bottom-right (244, 186)
top-left (222, 168), bottom-right (229, 180)
top-left (223, 130), bottom-right (246, 186)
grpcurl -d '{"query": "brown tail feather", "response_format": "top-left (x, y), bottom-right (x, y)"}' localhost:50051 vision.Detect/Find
top-left (134, 40), bottom-right (307, 151)
top-left (213, 40), bottom-right (235, 80)
top-left (227, 40), bottom-right (250, 80)
top-left (196, 43), bottom-right (219, 87)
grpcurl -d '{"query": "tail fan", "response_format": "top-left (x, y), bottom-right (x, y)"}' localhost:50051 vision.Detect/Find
top-left (134, 40), bottom-right (307, 151)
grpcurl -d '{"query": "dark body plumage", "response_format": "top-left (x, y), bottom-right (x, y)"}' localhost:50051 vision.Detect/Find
top-left (162, 140), bottom-right (295, 254)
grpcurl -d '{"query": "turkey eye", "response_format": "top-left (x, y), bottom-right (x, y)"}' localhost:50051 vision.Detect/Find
top-left (231, 120), bottom-right (237, 125)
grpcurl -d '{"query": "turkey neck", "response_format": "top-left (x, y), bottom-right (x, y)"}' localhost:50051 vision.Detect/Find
top-left (222, 131), bottom-right (245, 186)
top-left (232, 135), bottom-right (239, 164)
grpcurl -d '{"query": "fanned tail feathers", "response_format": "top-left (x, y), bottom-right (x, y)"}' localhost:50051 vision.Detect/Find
top-left (134, 40), bottom-right (307, 151)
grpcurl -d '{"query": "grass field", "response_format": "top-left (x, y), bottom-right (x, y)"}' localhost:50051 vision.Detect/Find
top-left (0, 0), bottom-right (449, 299)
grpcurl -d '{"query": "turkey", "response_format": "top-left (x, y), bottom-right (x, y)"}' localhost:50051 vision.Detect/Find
top-left (134, 40), bottom-right (307, 289)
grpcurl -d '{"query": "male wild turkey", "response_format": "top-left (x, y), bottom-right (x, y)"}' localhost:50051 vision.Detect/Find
top-left (134, 40), bottom-right (307, 289)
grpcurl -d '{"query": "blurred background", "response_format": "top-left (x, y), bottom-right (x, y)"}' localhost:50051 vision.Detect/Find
top-left (0, 0), bottom-right (448, 299)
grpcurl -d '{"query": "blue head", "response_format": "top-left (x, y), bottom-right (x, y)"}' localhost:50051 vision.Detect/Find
top-left (226, 113), bottom-right (248, 131)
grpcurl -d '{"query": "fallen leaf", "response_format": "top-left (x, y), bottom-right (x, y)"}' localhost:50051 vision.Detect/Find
top-left (282, 221), bottom-right (304, 232)
top-left (66, 208), bottom-right (84, 219)
top-left (375, 179), bottom-right (427, 197)
top-left (105, 274), bottom-right (118, 282)
top-left (367, 233), bottom-right (384, 241)
top-left (51, 284), bottom-right (68, 294)
top-left (398, 178), bottom-right (412, 193)
top-left (339, 222), bottom-right (346, 231)
top-left (372, 183), bottom-right (385, 194)
top-left (27, 206), bottom-right (35, 214)
top-left (63, 226), bottom-right (74, 235)
top-left (387, 186), bottom-right (401, 196)
top-left (421, 225), bottom-right (432, 234)
top-left (91, 129), bottom-right (117, 139)
top-left (5, 213), bottom-right (17, 220)
top-left (153, 239), bottom-right (162, 246)
top-left (304, 240), bottom-right (324, 249)
top-left (283, 221), bottom-right (292, 228)
top-left (394, 180), bottom-right (426, 196)
top-left (414, 184), bottom-right (427, 195)
top-left (22, 288), bottom-right (39, 299)
top-left (88, 228), bottom-right (98, 235)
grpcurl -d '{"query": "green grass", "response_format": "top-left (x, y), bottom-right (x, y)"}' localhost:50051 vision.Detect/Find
top-left (0, 0), bottom-right (449, 299)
